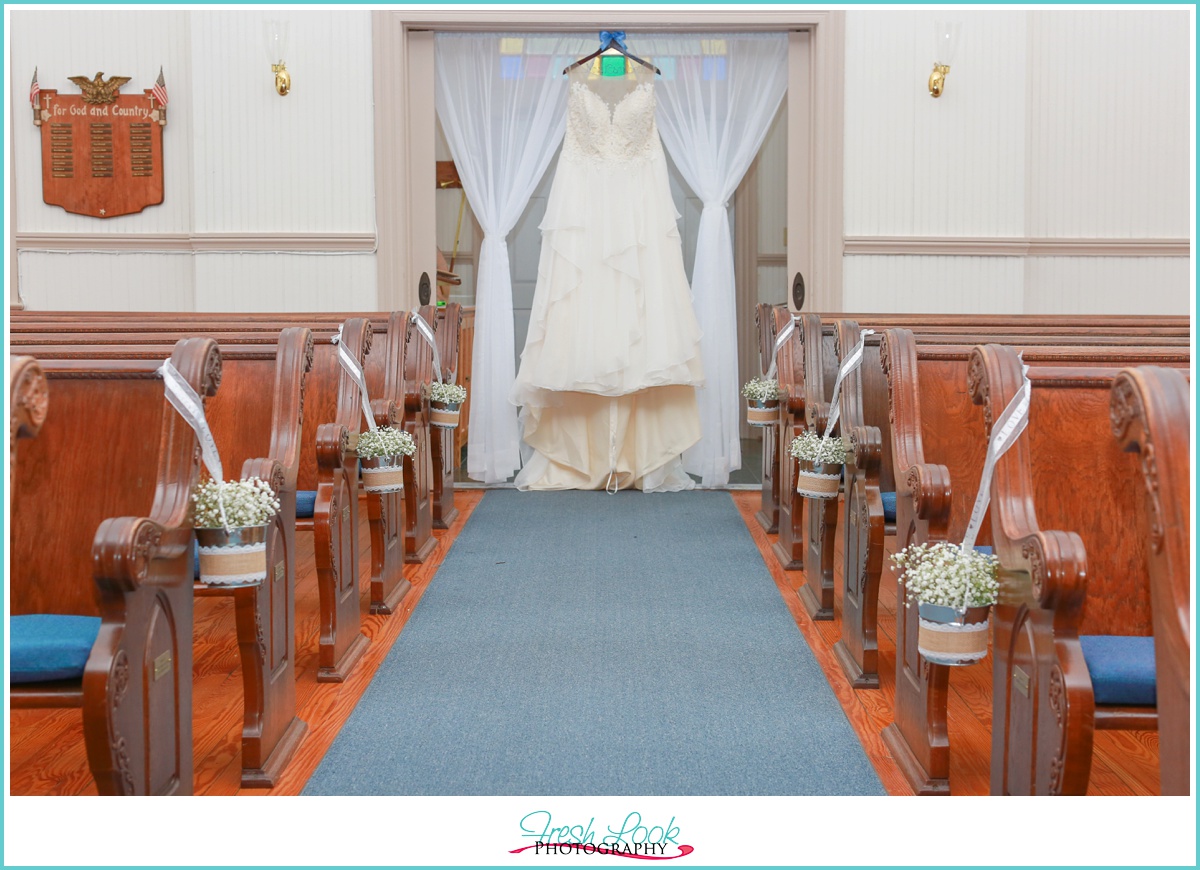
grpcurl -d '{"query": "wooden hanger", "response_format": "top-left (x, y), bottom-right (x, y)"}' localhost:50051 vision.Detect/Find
top-left (563, 31), bottom-right (661, 76)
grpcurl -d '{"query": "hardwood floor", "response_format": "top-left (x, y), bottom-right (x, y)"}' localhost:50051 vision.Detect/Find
top-left (9, 490), bottom-right (484, 796)
top-left (9, 488), bottom-right (1158, 796)
top-left (730, 490), bottom-right (1161, 796)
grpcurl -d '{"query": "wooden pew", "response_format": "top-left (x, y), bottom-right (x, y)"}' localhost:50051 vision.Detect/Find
top-left (869, 332), bottom-right (1189, 794)
top-left (1110, 366), bottom-right (1191, 796)
top-left (195, 327), bottom-right (313, 784)
top-left (295, 318), bottom-right (376, 681)
top-left (13, 312), bottom-right (441, 578)
top-left (969, 345), bottom-right (1185, 795)
top-left (753, 303), bottom-right (788, 534)
top-left (10, 340), bottom-right (215, 794)
top-left (814, 323), bottom-right (1188, 669)
top-left (16, 332), bottom-right (316, 785)
top-left (763, 312), bottom-right (1195, 556)
top-left (432, 303), bottom-right (463, 530)
top-left (21, 323), bottom-right (377, 685)
top-left (365, 312), bottom-right (412, 615)
top-left (402, 307), bottom-right (439, 563)
top-left (767, 313), bottom-right (1187, 609)
top-left (774, 314), bottom-right (833, 590)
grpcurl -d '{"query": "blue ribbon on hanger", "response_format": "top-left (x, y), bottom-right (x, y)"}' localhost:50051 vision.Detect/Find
top-left (599, 31), bottom-right (627, 52)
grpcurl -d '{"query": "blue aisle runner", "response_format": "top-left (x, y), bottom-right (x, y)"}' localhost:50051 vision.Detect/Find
top-left (303, 490), bottom-right (885, 795)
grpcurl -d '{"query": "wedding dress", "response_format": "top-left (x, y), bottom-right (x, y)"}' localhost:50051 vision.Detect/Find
top-left (511, 61), bottom-right (705, 492)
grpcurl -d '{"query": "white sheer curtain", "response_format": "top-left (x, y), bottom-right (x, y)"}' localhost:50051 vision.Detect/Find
top-left (644, 34), bottom-right (789, 487)
top-left (435, 33), bottom-right (590, 483)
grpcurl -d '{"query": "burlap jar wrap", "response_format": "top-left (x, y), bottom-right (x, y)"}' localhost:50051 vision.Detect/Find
top-left (196, 526), bottom-right (269, 586)
top-left (430, 401), bottom-right (461, 430)
top-left (746, 400), bottom-right (779, 428)
top-left (360, 458), bottom-right (405, 494)
top-left (795, 460), bottom-right (840, 499)
top-left (917, 605), bottom-right (990, 666)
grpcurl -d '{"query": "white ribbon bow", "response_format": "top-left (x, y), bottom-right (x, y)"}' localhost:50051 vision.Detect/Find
top-left (960, 363), bottom-right (1031, 553)
top-left (409, 311), bottom-right (445, 385)
top-left (331, 325), bottom-right (378, 432)
top-left (763, 316), bottom-right (798, 382)
top-left (159, 358), bottom-right (229, 529)
top-left (822, 329), bottom-right (875, 440)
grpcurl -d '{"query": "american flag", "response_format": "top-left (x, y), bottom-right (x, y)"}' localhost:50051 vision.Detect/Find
top-left (152, 67), bottom-right (168, 106)
top-left (29, 68), bottom-right (39, 109)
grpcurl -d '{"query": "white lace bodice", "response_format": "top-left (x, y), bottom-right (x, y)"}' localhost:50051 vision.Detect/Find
top-left (562, 77), bottom-right (660, 165)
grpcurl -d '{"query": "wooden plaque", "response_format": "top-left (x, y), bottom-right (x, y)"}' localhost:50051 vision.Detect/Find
top-left (36, 86), bottom-right (165, 219)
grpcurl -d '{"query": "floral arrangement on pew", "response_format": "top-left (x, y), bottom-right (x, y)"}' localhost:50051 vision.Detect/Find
top-left (788, 429), bottom-right (847, 500)
top-left (356, 426), bottom-right (417, 493)
top-left (191, 477), bottom-right (281, 586)
top-left (742, 377), bottom-right (785, 428)
top-left (890, 542), bottom-right (1000, 666)
top-left (426, 381), bottom-right (468, 430)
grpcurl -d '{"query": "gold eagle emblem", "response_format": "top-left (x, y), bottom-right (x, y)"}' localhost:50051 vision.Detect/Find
top-left (67, 72), bottom-right (132, 105)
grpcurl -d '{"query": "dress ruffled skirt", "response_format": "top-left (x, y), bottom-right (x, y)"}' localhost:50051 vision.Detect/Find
top-left (511, 148), bottom-right (704, 492)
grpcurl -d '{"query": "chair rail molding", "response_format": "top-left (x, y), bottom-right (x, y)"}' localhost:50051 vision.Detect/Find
top-left (15, 232), bottom-right (377, 253)
top-left (843, 236), bottom-right (1190, 258)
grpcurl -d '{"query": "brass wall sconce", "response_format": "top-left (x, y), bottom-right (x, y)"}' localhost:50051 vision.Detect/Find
top-left (929, 21), bottom-right (961, 98)
top-left (265, 20), bottom-right (290, 96)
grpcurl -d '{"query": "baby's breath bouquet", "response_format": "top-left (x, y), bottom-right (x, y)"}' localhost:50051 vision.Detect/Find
top-left (191, 477), bottom-right (280, 530)
top-left (426, 382), bottom-right (467, 406)
top-left (356, 426), bottom-right (417, 461)
top-left (788, 430), bottom-right (848, 465)
top-left (742, 377), bottom-right (784, 404)
top-left (891, 542), bottom-right (999, 611)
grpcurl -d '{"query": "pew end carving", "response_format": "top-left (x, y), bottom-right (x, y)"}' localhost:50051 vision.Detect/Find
top-left (753, 303), bottom-right (788, 534)
top-left (312, 318), bottom-right (374, 682)
top-left (11, 340), bottom-right (220, 795)
top-left (772, 313), bottom-right (821, 573)
top-left (367, 389), bottom-right (413, 616)
top-left (402, 305), bottom-right (439, 564)
top-left (970, 345), bottom-right (1163, 795)
top-left (366, 310), bottom-right (414, 615)
top-left (197, 326), bottom-right (313, 786)
top-left (432, 303), bottom-right (463, 530)
top-left (1110, 366), bottom-right (1191, 796)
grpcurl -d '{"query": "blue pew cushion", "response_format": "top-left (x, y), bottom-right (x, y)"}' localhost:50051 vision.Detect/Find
top-left (973, 546), bottom-right (993, 555)
top-left (10, 614), bottom-right (102, 683)
top-left (1079, 635), bottom-right (1156, 707)
top-left (296, 490), bottom-right (317, 519)
top-left (881, 491), bottom-right (897, 523)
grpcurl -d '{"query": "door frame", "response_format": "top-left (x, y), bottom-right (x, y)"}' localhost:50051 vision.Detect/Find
top-left (372, 9), bottom-right (845, 313)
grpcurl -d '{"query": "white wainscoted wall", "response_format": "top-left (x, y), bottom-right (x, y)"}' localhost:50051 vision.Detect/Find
top-left (10, 10), bottom-right (1191, 316)
top-left (11, 9), bottom-right (377, 311)
top-left (842, 9), bottom-right (1191, 314)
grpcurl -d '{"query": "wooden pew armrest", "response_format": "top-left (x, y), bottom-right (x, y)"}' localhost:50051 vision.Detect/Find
top-left (901, 462), bottom-right (953, 526)
top-left (846, 424), bottom-right (882, 478)
top-left (93, 516), bottom-right (178, 594)
top-left (370, 397), bottom-right (401, 430)
top-left (315, 423), bottom-right (351, 474)
top-left (242, 458), bottom-right (287, 501)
